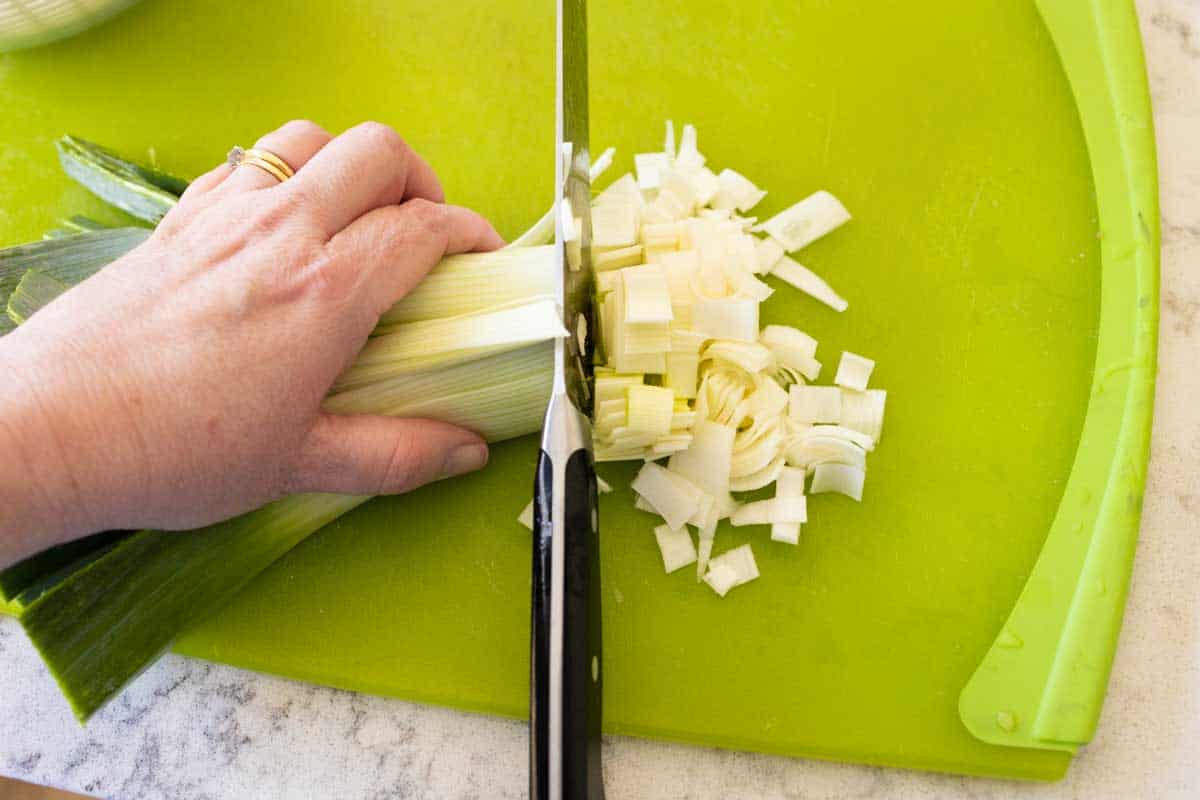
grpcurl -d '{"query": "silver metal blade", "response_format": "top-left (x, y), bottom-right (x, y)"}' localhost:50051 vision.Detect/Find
top-left (555, 0), bottom-right (595, 417)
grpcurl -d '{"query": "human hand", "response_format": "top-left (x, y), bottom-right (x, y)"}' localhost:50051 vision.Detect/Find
top-left (0, 120), bottom-right (503, 565)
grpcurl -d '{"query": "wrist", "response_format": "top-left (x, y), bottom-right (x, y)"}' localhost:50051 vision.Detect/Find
top-left (0, 345), bottom-right (102, 566)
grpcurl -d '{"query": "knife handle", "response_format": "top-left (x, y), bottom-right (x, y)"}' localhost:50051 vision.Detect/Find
top-left (531, 443), bottom-right (604, 800)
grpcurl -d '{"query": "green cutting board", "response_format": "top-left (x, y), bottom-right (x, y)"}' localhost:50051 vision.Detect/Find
top-left (0, 0), bottom-right (1156, 781)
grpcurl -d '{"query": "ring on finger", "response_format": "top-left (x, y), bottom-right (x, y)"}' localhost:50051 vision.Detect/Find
top-left (226, 146), bottom-right (296, 184)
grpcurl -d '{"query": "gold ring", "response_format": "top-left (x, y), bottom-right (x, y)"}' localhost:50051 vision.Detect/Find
top-left (226, 146), bottom-right (296, 184)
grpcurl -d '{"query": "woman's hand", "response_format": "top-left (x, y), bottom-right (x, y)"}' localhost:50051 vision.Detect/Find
top-left (0, 120), bottom-right (502, 565)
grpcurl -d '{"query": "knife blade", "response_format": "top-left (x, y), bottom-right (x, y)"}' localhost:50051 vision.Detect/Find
top-left (529, 0), bottom-right (603, 797)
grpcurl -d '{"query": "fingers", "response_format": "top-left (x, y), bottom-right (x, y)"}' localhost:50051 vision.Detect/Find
top-left (179, 163), bottom-right (233, 202)
top-left (291, 413), bottom-right (488, 496)
top-left (326, 200), bottom-right (505, 311)
top-left (217, 119), bottom-right (334, 194)
top-left (283, 121), bottom-right (445, 236)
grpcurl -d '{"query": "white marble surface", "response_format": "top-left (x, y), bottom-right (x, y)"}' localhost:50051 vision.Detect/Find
top-left (3, 1), bottom-right (1198, 797)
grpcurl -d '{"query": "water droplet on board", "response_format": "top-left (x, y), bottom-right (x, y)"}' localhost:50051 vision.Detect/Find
top-left (996, 711), bottom-right (1018, 732)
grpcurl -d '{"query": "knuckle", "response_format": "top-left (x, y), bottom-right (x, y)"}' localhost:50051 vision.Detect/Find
top-left (355, 121), bottom-right (407, 156)
top-left (276, 118), bottom-right (324, 139)
top-left (403, 197), bottom-right (447, 238)
top-left (298, 247), bottom-right (351, 303)
top-left (379, 430), bottom-right (424, 494)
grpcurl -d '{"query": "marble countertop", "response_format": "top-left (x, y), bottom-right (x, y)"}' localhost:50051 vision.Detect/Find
top-left (3, 1), bottom-right (1198, 797)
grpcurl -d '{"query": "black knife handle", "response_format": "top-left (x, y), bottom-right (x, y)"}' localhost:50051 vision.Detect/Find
top-left (531, 445), bottom-right (603, 800)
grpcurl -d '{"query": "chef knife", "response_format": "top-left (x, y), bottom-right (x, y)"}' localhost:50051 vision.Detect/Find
top-left (529, 0), bottom-right (603, 797)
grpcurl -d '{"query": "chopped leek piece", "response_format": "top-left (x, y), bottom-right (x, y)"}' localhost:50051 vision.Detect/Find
top-left (691, 295), bottom-right (759, 342)
top-left (668, 419), bottom-right (736, 499)
top-left (518, 501), bottom-right (535, 530)
top-left (807, 424), bottom-right (876, 452)
top-left (711, 169), bottom-right (766, 212)
top-left (754, 237), bottom-right (785, 274)
top-left (635, 152), bottom-right (670, 191)
top-left (594, 245), bottom-right (644, 271)
top-left (810, 462), bottom-right (866, 501)
top-left (592, 203), bottom-right (639, 249)
top-left (761, 324), bottom-right (818, 360)
top-left (654, 525), bottom-right (697, 574)
top-left (594, 173), bottom-right (644, 209)
top-left (622, 266), bottom-right (674, 323)
top-left (703, 544), bottom-right (759, 596)
top-left (770, 467), bottom-right (807, 545)
top-left (704, 563), bottom-right (739, 596)
top-left (769, 256), bottom-right (848, 312)
top-left (789, 385), bottom-right (842, 424)
top-left (730, 497), bottom-right (808, 526)
top-left (729, 454), bottom-right (785, 492)
top-left (786, 434), bottom-right (867, 472)
top-left (702, 340), bottom-right (775, 375)
top-left (675, 123), bottom-right (704, 172)
top-left (632, 463), bottom-right (704, 530)
top-left (840, 389), bottom-right (888, 442)
top-left (760, 190), bottom-right (851, 252)
top-left (625, 385), bottom-right (675, 437)
top-left (834, 351), bottom-right (876, 391)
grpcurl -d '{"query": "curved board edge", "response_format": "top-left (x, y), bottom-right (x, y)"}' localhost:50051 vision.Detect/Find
top-left (959, 0), bottom-right (1159, 753)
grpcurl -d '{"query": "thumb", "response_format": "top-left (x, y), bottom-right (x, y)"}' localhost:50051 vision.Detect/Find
top-left (292, 413), bottom-right (488, 496)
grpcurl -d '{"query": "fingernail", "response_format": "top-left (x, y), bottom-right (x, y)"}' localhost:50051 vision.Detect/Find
top-left (443, 442), bottom-right (489, 478)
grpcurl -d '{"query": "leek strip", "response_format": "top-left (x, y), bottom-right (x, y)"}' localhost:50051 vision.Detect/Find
top-left (57, 135), bottom-right (183, 224)
top-left (377, 246), bottom-right (556, 326)
top-left (0, 228), bottom-right (151, 335)
top-left (43, 216), bottom-right (112, 240)
top-left (325, 341), bottom-right (554, 442)
top-left (7, 270), bottom-right (69, 325)
top-left (336, 299), bottom-right (564, 391)
top-left (0, 530), bottom-right (131, 603)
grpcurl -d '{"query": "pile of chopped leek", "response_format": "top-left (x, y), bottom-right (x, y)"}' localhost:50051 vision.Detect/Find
top-left (518, 122), bottom-right (886, 598)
